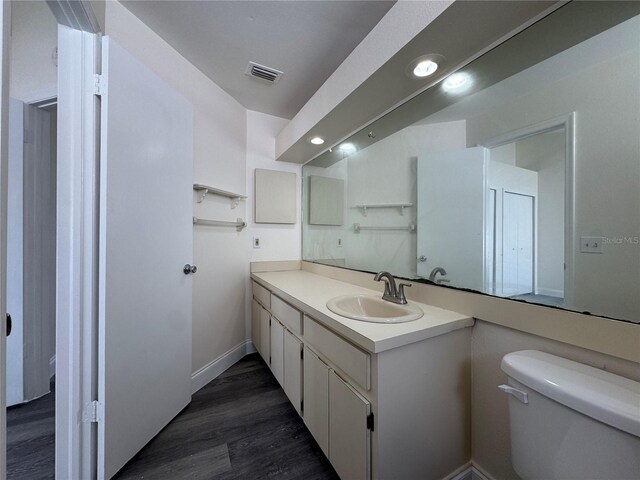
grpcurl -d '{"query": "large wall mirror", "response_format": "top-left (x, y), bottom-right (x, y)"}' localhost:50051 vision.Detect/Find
top-left (302, 2), bottom-right (640, 324)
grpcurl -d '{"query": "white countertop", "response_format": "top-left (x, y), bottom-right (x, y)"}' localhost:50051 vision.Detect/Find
top-left (251, 270), bottom-right (474, 354)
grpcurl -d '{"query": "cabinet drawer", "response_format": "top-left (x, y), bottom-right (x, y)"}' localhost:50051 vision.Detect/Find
top-left (271, 294), bottom-right (302, 335)
top-left (304, 316), bottom-right (371, 391)
top-left (252, 281), bottom-right (271, 309)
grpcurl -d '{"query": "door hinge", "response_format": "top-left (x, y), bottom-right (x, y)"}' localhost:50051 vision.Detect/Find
top-left (269, 355), bottom-right (271, 365)
top-left (300, 400), bottom-right (304, 414)
top-left (269, 318), bottom-right (271, 326)
top-left (94, 74), bottom-right (106, 96)
top-left (366, 412), bottom-right (374, 431)
top-left (82, 400), bottom-right (103, 423)
top-left (300, 349), bottom-right (304, 360)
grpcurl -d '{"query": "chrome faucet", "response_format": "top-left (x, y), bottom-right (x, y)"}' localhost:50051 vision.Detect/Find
top-left (374, 271), bottom-right (411, 305)
top-left (428, 267), bottom-right (449, 284)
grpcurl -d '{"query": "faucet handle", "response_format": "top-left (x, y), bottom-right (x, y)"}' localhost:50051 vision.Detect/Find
top-left (397, 283), bottom-right (411, 304)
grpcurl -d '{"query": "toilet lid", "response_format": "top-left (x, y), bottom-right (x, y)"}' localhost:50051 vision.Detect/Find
top-left (501, 350), bottom-right (640, 438)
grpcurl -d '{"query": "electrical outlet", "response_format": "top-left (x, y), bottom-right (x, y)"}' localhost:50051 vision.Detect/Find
top-left (253, 237), bottom-right (261, 249)
top-left (337, 238), bottom-right (343, 247)
top-left (580, 236), bottom-right (603, 253)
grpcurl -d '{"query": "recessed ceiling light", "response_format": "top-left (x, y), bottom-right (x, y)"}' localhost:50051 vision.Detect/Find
top-left (339, 143), bottom-right (355, 153)
top-left (443, 72), bottom-right (471, 91)
top-left (310, 137), bottom-right (325, 145)
top-left (413, 60), bottom-right (438, 78)
top-left (406, 54), bottom-right (445, 80)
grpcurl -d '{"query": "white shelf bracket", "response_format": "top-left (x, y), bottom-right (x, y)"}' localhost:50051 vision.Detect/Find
top-left (197, 188), bottom-right (209, 203)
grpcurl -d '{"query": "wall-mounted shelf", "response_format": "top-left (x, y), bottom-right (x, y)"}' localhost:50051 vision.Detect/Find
top-left (353, 203), bottom-right (413, 216)
top-left (193, 216), bottom-right (246, 232)
top-left (353, 223), bottom-right (416, 233)
top-left (193, 184), bottom-right (247, 209)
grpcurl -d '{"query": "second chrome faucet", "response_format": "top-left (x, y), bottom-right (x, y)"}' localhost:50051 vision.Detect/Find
top-left (374, 271), bottom-right (411, 305)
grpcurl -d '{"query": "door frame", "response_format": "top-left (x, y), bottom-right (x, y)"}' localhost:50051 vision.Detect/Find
top-left (501, 190), bottom-right (536, 296)
top-left (0, 2), bottom-right (102, 479)
top-left (481, 113), bottom-right (576, 305)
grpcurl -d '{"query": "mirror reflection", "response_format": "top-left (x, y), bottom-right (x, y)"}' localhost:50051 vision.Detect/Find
top-left (302, 4), bottom-right (640, 324)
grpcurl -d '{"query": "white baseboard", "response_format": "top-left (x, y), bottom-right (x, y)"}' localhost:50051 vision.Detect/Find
top-left (447, 464), bottom-right (472, 480)
top-left (191, 340), bottom-right (251, 394)
top-left (535, 287), bottom-right (564, 297)
top-left (49, 355), bottom-right (56, 379)
top-left (245, 341), bottom-right (257, 354)
top-left (448, 465), bottom-right (494, 480)
top-left (471, 465), bottom-right (493, 480)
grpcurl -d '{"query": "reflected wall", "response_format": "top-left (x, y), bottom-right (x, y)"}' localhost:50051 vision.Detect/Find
top-left (302, 5), bottom-right (640, 324)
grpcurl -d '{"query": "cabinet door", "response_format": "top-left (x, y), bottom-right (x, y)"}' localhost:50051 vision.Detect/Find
top-left (259, 306), bottom-right (270, 363)
top-left (329, 370), bottom-right (371, 480)
top-left (251, 299), bottom-right (261, 353)
top-left (270, 318), bottom-right (285, 386)
top-left (303, 347), bottom-right (329, 456)
top-left (283, 329), bottom-right (302, 415)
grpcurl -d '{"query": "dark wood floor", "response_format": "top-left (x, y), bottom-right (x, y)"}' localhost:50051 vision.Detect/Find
top-left (115, 353), bottom-right (338, 479)
top-left (7, 381), bottom-right (55, 480)
top-left (6, 354), bottom-right (337, 479)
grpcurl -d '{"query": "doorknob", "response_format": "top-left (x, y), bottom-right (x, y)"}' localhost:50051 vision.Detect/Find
top-left (6, 313), bottom-right (11, 337)
top-left (183, 264), bottom-right (197, 275)
top-left (418, 255), bottom-right (427, 262)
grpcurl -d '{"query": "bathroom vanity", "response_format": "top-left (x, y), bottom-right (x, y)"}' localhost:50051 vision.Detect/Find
top-left (251, 269), bottom-right (474, 480)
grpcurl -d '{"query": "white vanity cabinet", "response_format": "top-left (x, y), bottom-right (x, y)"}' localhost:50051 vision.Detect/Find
top-left (329, 370), bottom-right (371, 480)
top-left (251, 278), bottom-right (472, 480)
top-left (270, 318), bottom-right (285, 385)
top-left (283, 329), bottom-right (303, 415)
top-left (303, 346), bottom-right (329, 455)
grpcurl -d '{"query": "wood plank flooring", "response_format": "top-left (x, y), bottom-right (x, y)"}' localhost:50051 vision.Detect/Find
top-left (7, 381), bottom-right (55, 480)
top-left (114, 353), bottom-right (339, 479)
top-left (6, 354), bottom-right (337, 479)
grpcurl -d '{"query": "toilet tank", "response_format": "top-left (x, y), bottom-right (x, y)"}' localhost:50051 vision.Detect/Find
top-left (500, 350), bottom-right (640, 480)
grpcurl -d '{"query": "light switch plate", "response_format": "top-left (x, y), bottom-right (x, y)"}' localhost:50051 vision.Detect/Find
top-left (580, 236), bottom-right (603, 253)
top-left (337, 238), bottom-right (343, 247)
top-left (253, 237), bottom-right (261, 249)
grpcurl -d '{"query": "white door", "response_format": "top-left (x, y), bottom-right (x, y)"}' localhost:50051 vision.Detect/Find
top-left (259, 306), bottom-right (270, 363)
top-left (251, 299), bottom-right (261, 352)
top-left (502, 192), bottom-right (534, 296)
top-left (98, 37), bottom-right (194, 479)
top-left (7, 99), bottom-right (25, 406)
top-left (270, 318), bottom-right (284, 386)
top-left (283, 329), bottom-right (302, 415)
top-left (303, 346), bottom-right (329, 456)
top-left (329, 370), bottom-right (371, 480)
top-left (417, 147), bottom-right (488, 291)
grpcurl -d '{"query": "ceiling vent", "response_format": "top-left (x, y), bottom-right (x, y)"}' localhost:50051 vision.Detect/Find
top-left (245, 62), bottom-right (283, 84)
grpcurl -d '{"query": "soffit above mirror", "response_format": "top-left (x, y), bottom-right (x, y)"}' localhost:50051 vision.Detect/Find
top-left (276, 0), bottom-right (560, 164)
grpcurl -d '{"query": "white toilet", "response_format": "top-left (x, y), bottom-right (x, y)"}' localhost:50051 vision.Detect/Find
top-left (499, 350), bottom-right (640, 480)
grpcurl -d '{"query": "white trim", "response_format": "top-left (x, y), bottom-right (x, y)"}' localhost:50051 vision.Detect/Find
top-left (445, 463), bottom-right (472, 480)
top-left (246, 341), bottom-right (257, 355)
top-left (482, 112), bottom-right (576, 308)
top-left (47, 0), bottom-right (102, 34)
top-left (191, 341), bottom-right (251, 395)
top-left (535, 287), bottom-right (564, 298)
top-left (49, 355), bottom-right (56, 379)
top-left (470, 465), bottom-right (493, 480)
top-left (0, 2), bottom-right (12, 478)
top-left (56, 25), bottom-right (100, 480)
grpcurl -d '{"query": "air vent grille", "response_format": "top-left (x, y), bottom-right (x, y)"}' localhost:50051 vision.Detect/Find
top-left (245, 62), bottom-right (283, 84)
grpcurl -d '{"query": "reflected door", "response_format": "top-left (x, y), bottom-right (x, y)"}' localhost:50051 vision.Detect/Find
top-left (417, 147), bottom-right (488, 291)
top-left (502, 192), bottom-right (534, 296)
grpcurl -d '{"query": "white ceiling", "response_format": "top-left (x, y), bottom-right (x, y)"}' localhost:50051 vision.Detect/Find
top-left (121, 0), bottom-right (395, 119)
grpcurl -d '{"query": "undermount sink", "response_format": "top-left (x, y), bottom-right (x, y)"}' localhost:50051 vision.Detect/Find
top-left (326, 294), bottom-right (424, 323)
